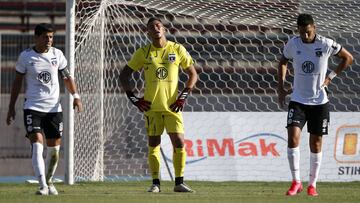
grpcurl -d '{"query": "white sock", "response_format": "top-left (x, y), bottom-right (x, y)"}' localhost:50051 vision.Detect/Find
top-left (287, 147), bottom-right (300, 182)
top-left (309, 151), bottom-right (322, 188)
top-left (45, 145), bottom-right (60, 184)
top-left (32, 142), bottom-right (48, 188)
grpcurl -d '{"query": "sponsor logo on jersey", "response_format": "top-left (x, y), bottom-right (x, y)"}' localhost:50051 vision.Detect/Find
top-left (37, 71), bottom-right (52, 84)
top-left (156, 67), bottom-right (168, 79)
top-left (302, 61), bottom-right (315, 73)
top-left (168, 53), bottom-right (176, 63)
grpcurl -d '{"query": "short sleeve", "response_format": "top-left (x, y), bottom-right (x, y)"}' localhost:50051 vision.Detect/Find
top-left (58, 50), bottom-right (68, 70)
top-left (282, 39), bottom-right (293, 60)
top-left (178, 44), bottom-right (194, 69)
top-left (329, 39), bottom-right (342, 56)
top-left (15, 52), bottom-right (26, 74)
top-left (127, 47), bottom-right (146, 71)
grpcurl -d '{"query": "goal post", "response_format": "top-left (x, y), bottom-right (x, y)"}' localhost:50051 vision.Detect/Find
top-left (66, 0), bottom-right (360, 183)
top-left (64, 0), bottom-right (76, 185)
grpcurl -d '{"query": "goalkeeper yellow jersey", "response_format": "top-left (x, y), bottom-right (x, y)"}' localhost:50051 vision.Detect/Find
top-left (127, 41), bottom-right (194, 111)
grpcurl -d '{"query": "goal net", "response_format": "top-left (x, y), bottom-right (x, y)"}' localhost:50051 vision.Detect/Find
top-left (72, 0), bottom-right (360, 181)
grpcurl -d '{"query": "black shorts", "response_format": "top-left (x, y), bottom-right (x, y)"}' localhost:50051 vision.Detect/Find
top-left (286, 101), bottom-right (330, 135)
top-left (23, 109), bottom-right (63, 139)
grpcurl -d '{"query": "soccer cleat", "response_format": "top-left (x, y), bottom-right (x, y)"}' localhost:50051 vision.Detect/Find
top-left (173, 183), bottom-right (194, 193)
top-left (35, 187), bottom-right (49, 195)
top-left (307, 185), bottom-right (319, 196)
top-left (147, 184), bottom-right (161, 193)
top-left (286, 180), bottom-right (303, 196)
top-left (48, 184), bottom-right (59, 195)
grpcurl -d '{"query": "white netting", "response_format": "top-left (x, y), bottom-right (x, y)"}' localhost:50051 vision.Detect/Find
top-left (72, 0), bottom-right (360, 181)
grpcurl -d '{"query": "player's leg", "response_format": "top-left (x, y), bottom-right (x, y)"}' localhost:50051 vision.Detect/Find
top-left (285, 102), bottom-right (306, 196)
top-left (24, 110), bottom-right (48, 195)
top-left (166, 112), bottom-right (193, 193)
top-left (145, 112), bottom-right (163, 193)
top-left (44, 112), bottom-right (63, 195)
top-left (287, 126), bottom-right (302, 182)
top-left (306, 102), bottom-right (328, 196)
top-left (45, 138), bottom-right (60, 195)
top-left (307, 134), bottom-right (322, 196)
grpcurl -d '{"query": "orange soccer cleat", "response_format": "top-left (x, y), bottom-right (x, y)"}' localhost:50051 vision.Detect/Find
top-left (286, 180), bottom-right (303, 196)
top-left (307, 185), bottom-right (319, 196)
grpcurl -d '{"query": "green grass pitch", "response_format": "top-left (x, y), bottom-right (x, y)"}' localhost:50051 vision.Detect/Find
top-left (0, 181), bottom-right (359, 203)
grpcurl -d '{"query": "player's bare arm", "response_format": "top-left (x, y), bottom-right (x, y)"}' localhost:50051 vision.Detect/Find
top-left (277, 56), bottom-right (292, 108)
top-left (321, 47), bottom-right (354, 88)
top-left (119, 65), bottom-right (134, 92)
top-left (184, 65), bottom-right (198, 90)
top-left (6, 72), bottom-right (24, 125)
top-left (62, 70), bottom-right (84, 113)
top-left (119, 65), bottom-right (151, 112)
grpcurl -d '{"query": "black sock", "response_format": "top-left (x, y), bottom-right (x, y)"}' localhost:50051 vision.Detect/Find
top-left (153, 179), bottom-right (160, 185)
top-left (175, 177), bottom-right (183, 186)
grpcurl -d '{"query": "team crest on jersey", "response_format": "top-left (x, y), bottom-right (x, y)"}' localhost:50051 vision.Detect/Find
top-left (156, 67), bottom-right (168, 79)
top-left (37, 71), bottom-right (52, 84)
top-left (315, 48), bottom-right (322, 57)
top-left (168, 53), bottom-right (176, 63)
top-left (51, 57), bottom-right (57, 66)
top-left (302, 61), bottom-right (315, 73)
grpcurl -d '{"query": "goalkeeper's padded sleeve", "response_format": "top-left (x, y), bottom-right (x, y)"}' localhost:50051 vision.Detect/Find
top-left (170, 88), bottom-right (191, 112)
top-left (126, 91), bottom-right (151, 112)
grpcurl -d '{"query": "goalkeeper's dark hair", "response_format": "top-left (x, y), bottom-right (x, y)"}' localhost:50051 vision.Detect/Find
top-left (147, 16), bottom-right (162, 27)
top-left (297, 13), bottom-right (314, 27)
top-left (34, 23), bottom-right (55, 36)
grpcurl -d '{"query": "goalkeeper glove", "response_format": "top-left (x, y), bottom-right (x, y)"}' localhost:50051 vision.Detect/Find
top-left (126, 91), bottom-right (151, 112)
top-left (170, 87), bottom-right (191, 113)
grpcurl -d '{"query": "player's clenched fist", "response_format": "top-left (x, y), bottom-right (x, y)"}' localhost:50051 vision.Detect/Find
top-left (126, 91), bottom-right (151, 112)
top-left (170, 87), bottom-right (191, 113)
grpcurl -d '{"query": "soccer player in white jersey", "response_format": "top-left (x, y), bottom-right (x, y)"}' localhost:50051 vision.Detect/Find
top-left (6, 23), bottom-right (83, 195)
top-left (277, 14), bottom-right (353, 196)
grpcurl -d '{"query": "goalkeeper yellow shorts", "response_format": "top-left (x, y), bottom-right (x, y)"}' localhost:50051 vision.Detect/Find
top-left (144, 111), bottom-right (184, 136)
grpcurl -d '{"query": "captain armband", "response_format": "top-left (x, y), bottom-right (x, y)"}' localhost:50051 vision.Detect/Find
top-left (59, 67), bottom-right (72, 79)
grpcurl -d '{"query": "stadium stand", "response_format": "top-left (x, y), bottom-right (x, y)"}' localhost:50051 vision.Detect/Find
top-left (0, 0), bottom-right (66, 32)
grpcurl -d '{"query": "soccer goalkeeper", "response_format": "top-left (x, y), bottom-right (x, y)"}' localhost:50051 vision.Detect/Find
top-left (119, 17), bottom-right (198, 193)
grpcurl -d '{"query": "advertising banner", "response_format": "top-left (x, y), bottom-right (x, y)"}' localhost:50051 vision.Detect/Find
top-left (160, 112), bottom-right (360, 182)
